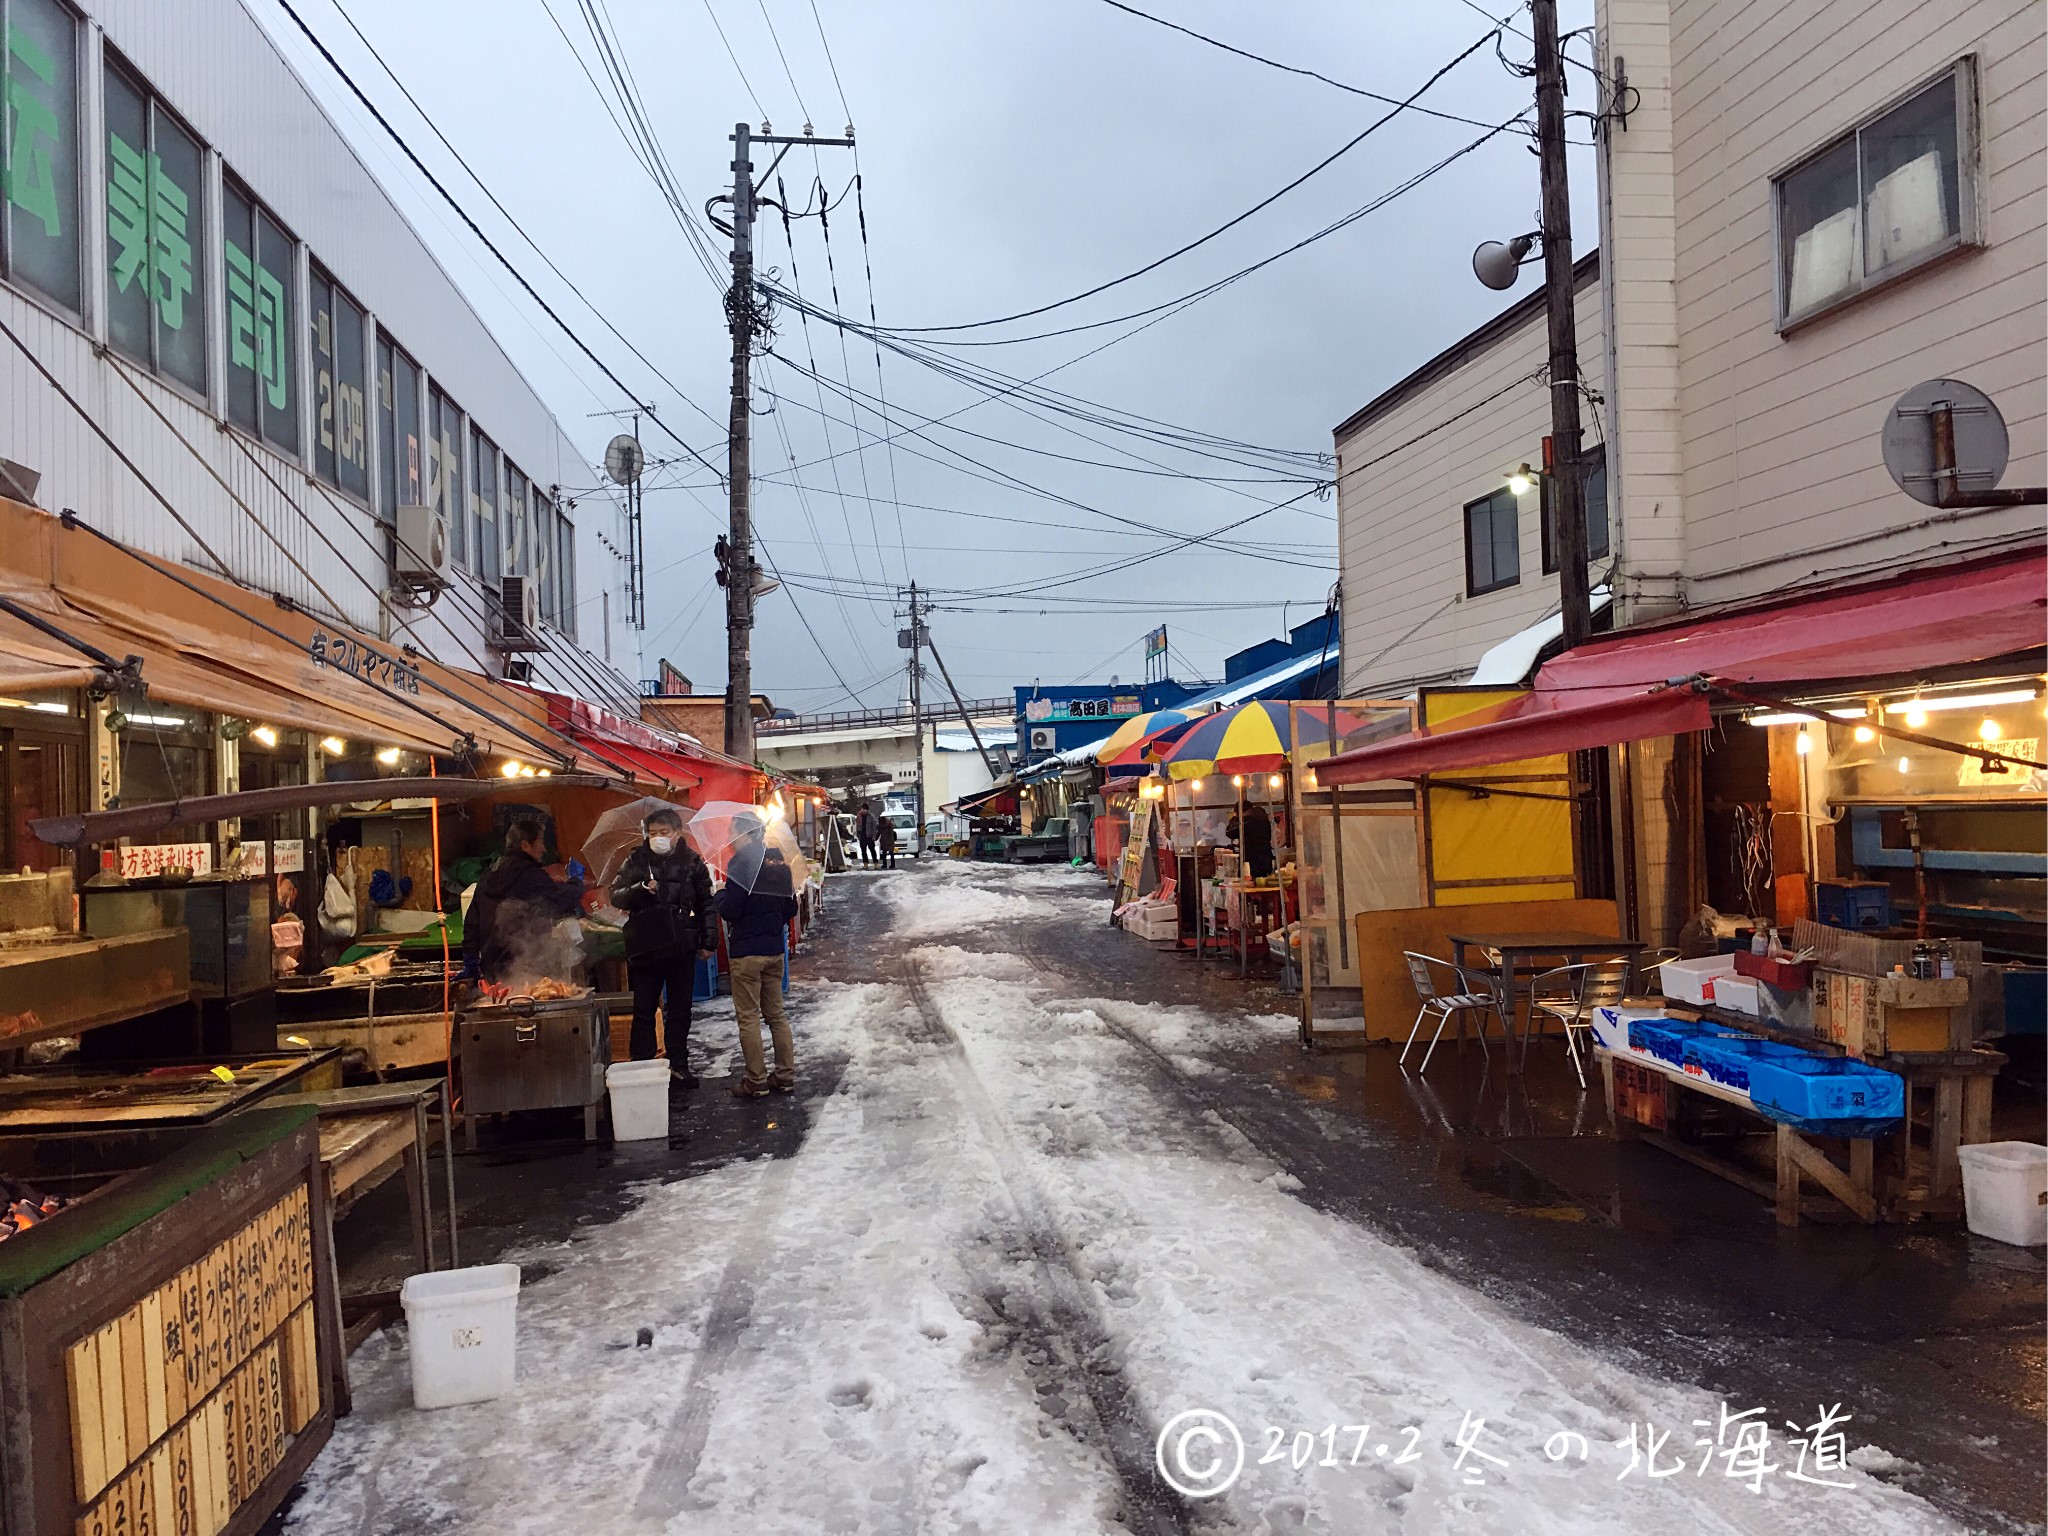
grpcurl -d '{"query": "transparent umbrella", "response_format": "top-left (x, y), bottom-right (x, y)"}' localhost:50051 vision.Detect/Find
top-left (581, 796), bottom-right (690, 889)
top-left (685, 800), bottom-right (811, 892)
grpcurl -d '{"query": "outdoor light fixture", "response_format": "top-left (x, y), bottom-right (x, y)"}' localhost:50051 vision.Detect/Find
top-left (1902, 701), bottom-right (1929, 729)
top-left (375, 746), bottom-right (402, 766)
top-left (219, 717), bottom-right (247, 740)
top-left (1304, 767), bottom-right (1318, 789)
top-left (1472, 232), bottom-right (1538, 291)
top-left (320, 736), bottom-right (346, 755)
top-left (1882, 689), bottom-right (2035, 716)
top-left (103, 708), bottom-right (128, 732)
top-left (1268, 774), bottom-right (1283, 789)
top-left (1795, 727), bottom-right (1811, 756)
top-left (251, 724), bottom-right (278, 748)
top-left (501, 760), bottom-right (523, 778)
top-left (1231, 775), bottom-right (1244, 788)
top-left (538, 768), bottom-right (551, 777)
top-left (1853, 726), bottom-right (1876, 744)
top-left (1980, 719), bottom-right (2002, 742)
top-left (1897, 756), bottom-right (1912, 775)
top-left (519, 766), bottom-right (537, 778)
top-left (1507, 464), bottom-right (1535, 497)
top-left (1191, 778), bottom-right (1205, 791)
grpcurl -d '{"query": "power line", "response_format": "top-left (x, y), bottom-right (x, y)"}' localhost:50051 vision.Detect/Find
top-left (700, 0), bottom-right (769, 119)
top-left (754, 0), bottom-right (813, 124)
top-left (841, 26), bottom-right (1503, 335)
top-left (805, 0), bottom-right (851, 123)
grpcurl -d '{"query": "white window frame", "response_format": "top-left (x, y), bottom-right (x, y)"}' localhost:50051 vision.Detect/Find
top-left (1770, 56), bottom-right (1980, 333)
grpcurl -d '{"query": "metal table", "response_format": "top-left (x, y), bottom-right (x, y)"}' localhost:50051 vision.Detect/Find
top-left (1447, 931), bottom-right (1645, 1063)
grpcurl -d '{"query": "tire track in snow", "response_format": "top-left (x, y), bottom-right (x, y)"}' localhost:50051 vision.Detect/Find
top-left (899, 958), bottom-right (1202, 1536)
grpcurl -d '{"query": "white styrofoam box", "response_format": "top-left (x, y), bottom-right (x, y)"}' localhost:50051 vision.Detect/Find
top-left (1958, 1142), bottom-right (2048, 1247)
top-left (1660, 954), bottom-right (1737, 1007)
top-left (606, 1059), bottom-right (671, 1142)
top-left (400, 1264), bottom-right (521, 1409)
top-left (1715, 975), bottom-right (1762, 1017)
top-left (1590, 1005), bottom-right (1668, 1057)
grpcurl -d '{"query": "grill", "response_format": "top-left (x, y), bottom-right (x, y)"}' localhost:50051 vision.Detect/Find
top-left (454, 991), bottom-right (609, 1147)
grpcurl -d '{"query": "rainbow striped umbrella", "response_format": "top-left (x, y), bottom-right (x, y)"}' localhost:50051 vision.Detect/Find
top-left (1093, 708), bottom-right (1198, 765)
top-left (1156, 700), bottom-right (1356, 780)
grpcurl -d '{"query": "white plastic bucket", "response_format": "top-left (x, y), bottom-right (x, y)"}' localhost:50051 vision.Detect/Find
top-left (606, 1060), bottom-right (672, 1142)
top-left (400, 1263), bottom-right (521, 1409)
top-left (1957, 1142), bottom-right (2048, 1247)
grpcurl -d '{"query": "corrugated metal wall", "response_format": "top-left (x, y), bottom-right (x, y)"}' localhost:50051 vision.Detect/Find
top-left (0, 0), bottom-right (642, 709)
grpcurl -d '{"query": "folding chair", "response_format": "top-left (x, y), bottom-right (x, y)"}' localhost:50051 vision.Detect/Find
top-left (1632, 946), bottom-right (1681, 996)
top-left (1400, 952), bottom-right (1507, 1073)
top-left (1527, 959), bottom-right (1632, 1087)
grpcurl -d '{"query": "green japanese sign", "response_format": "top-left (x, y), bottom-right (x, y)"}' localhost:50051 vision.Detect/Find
top-left (4, 0), bottom-right (81, 309)
top-left (106, 130), bottom-right (192, 331)
top-left (5, 22), bottom-right (63, 237)
top-left (225, 236), bottom-right (289, 411)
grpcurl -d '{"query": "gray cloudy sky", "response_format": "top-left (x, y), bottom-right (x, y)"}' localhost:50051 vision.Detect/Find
top-left (255, 0), bottom-right (1596, 706)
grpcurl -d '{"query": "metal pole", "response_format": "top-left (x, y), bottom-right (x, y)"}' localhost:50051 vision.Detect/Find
top-left (1532, 0), bottom-right (1591, 651)
top-left (724, 121), bottom-right (757, 762)
top-left (907, 582), bottom-right (926, 853)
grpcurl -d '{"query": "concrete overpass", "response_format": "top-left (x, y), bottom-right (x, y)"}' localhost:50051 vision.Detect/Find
top-left (754, 700), bottom-right (1015, 808)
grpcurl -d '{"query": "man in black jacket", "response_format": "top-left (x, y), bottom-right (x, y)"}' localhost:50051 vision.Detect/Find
top-left (465, 818), bottom-right (585, 982)
top-left (609, 808), bottom-right (716, 1078)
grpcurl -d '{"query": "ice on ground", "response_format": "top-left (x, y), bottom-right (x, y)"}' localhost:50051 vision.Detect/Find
top-left (873, 874), bottom-right (1062, 939)
top-left (287, 946), bottom-right (1961, 1536)
top-left (907, 944), bottom-right (1040, 981)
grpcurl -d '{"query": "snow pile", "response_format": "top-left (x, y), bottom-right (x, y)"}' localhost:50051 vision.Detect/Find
top-left (907, 944), bottom-right (1040, 982)
top-left (874, 876), bottom-right (1059, 939)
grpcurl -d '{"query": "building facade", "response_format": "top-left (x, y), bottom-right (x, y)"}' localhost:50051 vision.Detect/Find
top-left (0, 0), bottom-right (640, 702)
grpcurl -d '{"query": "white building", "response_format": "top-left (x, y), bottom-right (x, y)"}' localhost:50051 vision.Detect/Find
top-left (0, 0), bottom-right (640, 700)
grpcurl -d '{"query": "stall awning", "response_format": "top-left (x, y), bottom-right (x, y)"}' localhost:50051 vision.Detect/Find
top-left (0, 497), bottom-right (579, 766)
top-left (1323, 546), bottom-right (2047, 785)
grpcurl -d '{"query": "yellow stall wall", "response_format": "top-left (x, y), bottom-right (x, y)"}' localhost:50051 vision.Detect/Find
top-left (1421, 689), bottom-right (1577, 907)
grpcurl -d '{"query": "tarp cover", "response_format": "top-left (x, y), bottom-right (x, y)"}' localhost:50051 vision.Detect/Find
top-left (1323, 547), bottom-right (2047, 785)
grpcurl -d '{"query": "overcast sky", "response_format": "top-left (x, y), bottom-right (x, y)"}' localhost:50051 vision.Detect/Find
top-left (255, 0), bottom-right (1596, 707)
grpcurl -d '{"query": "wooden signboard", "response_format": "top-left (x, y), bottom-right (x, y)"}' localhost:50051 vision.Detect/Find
top-left (0, 1108), bottom-right (336, 1536)
top-left (1115, 801), bottom-right (1155, 908)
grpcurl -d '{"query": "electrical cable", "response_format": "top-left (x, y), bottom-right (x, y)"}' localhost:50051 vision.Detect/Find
top-left (754, 0), bottom-right (814, 124)
top-left (700, 0), bottom-right (769, 119)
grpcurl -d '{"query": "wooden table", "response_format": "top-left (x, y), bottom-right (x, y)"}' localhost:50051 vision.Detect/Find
top-left (1224, 882), bottom-right (1287, 977)
top-left (1449, 930), bottom-right (1645, 1061)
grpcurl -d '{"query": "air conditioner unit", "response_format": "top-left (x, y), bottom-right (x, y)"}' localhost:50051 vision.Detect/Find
top-left (495, 574), bottom-right (544, 651)
top-left (394, 504), bottom-right (452, 587)
top-left (1029, 727), bottom-right (1057, 753)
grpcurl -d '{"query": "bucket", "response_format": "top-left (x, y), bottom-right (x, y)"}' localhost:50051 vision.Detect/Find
top-left (606, 1060), bottom-right (672, 1142)
top-left (1957, 1142), bottom-right (2048, 1247)
top-left (399, 1263), bottom-right (521, 1409)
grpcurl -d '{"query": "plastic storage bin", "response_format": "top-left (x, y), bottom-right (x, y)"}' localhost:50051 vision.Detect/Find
top-left (400, 1263), bottom-right (522, 1409)
top-left (692, 952), bottom-right (720, 1001)
top-left (606, 1059), bottom-right (672, 1142)
top-left (1815, 879), bottom-right (1893, 931)
top-left (1958, 1142), bottom-right (2048, 1247)
top-left (1659, 954), bottom-right (1737, 1007)
top-left (1681, 1035), bottom-right (1805, 1093)
top-left (1747, 1055), bottom-right (1904, 1136)
top-left (1714, 975), bottom-right (1763, 1017)
top-left (1627, 1017), bottom-right (1746, 1067)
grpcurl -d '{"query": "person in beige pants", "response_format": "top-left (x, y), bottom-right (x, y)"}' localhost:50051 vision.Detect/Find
top-left (716, 849), bottom-right (800, 1097)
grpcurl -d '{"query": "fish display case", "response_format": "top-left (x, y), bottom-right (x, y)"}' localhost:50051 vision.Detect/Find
top-left (80, 880), bottom-right (275, 1057)
top-left (0, 1103), bottom-right (337, 1536)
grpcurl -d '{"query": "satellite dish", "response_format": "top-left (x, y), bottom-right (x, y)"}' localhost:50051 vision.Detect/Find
top-left (604, 434), bottom-right (646, 486)
top-left (1882, 378), bottom-right (2009, 506)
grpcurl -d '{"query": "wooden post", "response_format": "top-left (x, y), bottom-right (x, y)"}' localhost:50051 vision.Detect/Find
top-left (1776, 1125), bottom-right (1802, 1227)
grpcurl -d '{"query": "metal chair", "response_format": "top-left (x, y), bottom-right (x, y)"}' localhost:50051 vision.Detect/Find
top-left (1632, 946), bottom-right (1681, 996)
top-left (1400, 952), bottom-right (1506, 1072)
top-left (1527, 959), bottom-right (1632, 1087)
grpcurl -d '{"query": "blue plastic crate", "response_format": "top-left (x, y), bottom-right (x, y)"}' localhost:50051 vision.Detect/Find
top-left (1628, 1017), bottom-right (1748, 1068)
top-left (1681, 1036), bottom-right (1806, 1093)
top-left (692, 953), bottom-right (720, 1002)
top-left (1815, 879), bottom-right (1892, 931)
top-left (1746, 1054), bottom-right (1904, 1136)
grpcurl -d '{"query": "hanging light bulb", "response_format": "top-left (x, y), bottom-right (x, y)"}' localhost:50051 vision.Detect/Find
top-left (319, 736), bottom-right (347, 756)
top-left (1896, 756), bottom-right (1912, 775)
top-left (1853, 725), bottom-right (1875, 744)
top-left (1903, 701), bottom-right (1929, 729)
top-left (1507, 463), bottom-right (1534, 497)
top-left (1795, 727), bottom-right (1811, 756)
top-left (1979, 719), bottom-right (2002, 742)
top-left (1231, 775), bottom-right (1244, 788)
top-left (1267, 774), bottom-right (1283, 789)
top-left (375, 746), bottom-right (402, 766)
top-left (251, 725), bottom-right (278, 748)
top-left (501, 760), bottom-right (522, 778)
top-left (1191, 778), bottom-right (1205, 792)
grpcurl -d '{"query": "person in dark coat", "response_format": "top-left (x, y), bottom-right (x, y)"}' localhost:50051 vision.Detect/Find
top-left (877, 814), bottom-right (899, 870)
top-left (1227, 802), bottom-right (1275, 879)
top-left (856, 805), bottom-right (879, 868)
top-left (465, 817), bottom-right (584, 982)
top-left (609, 808), bottom-right (717, 1077)
top-left (719, 848), bottom-right (801, 1097)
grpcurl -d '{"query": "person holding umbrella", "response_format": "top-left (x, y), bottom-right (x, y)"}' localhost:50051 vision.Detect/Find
top-left (609, 807), bottom-right (716, 1080)
top-left (718, 839), bottom-right (801, 1097)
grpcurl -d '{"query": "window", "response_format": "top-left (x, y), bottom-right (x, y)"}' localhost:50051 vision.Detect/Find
top-left (1775, 60), bottom-right (1975, 327)
top-left (504, 457), bottom-right (532, 584)
top-left (309, 264), bottom-right (369, 500)
top-left (1541, 443), bottom-right (1610, 573)
top-left (2, 0), bottom-right (82, 309)
top-left (103, 58), bottom-right (204, 391)
top-left (470, 425), bottom-right (499, 586)
top-left (426, 383), bottom-right (465, 567)
top-left (375, 332), bottom-right (420, 524)
top-left (223, 177), bottom-right (298, 451)
top-left (555, 501), bottom-right (576, 639)
top-left (1463, 486), bottom-right (1520, 596)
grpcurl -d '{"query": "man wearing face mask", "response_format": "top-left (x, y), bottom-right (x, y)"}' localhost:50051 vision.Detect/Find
top-left (609, 808), bottom-right (717, 1079)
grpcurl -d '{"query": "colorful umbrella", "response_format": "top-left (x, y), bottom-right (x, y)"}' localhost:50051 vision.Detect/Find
top-left (1155, 700), bottom-right (1365, 780)
top-left (1100, 713), bottom-right (1203, 770)
top-left (1093, 708), bottom-right (1196, 764)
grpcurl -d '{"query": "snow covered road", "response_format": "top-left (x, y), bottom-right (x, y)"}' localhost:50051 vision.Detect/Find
top-left (287, 866), bottom-right (1967, 1536)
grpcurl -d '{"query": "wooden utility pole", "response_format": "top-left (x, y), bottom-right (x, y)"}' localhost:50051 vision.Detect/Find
top-left (719, 121), bottom-right (856, 761)
top-left (904, 582), bottom-right (926, 851)
top-left (1531, 0), bottom-right (1592, 650)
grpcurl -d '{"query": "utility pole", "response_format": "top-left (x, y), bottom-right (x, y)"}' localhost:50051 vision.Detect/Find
top-left (903, 582), bottom-right (926, 852)
top-left (717, 120), bottom-right (855, 762)
top-left (1531, 0), bottom-right (1591, 651)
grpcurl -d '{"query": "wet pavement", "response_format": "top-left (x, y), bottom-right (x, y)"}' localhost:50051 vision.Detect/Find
top-left (321, 859), bottom-right (2045, 1534)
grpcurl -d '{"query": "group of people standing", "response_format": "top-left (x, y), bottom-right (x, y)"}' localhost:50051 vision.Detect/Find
top-left (855, 804), bottom-right (900, 869)
top-left (464, 808), bottom-right (799, 1101)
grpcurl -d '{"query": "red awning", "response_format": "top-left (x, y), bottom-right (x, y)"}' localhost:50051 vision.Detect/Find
top-left (1323, 546), bottom-right (2046, 785)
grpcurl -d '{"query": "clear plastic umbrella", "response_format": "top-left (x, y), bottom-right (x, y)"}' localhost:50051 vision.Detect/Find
top-left (581, 796), bottom-right (690, 888)
top-left (685, 800), bottom-right (811, 892)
